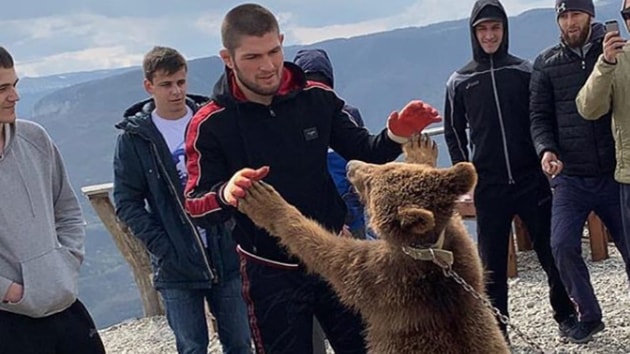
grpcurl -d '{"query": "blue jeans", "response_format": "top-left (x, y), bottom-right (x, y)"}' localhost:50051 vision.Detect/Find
top-left (550, 175), bottom-right (630, 322)
top-left (160, 276), bottom-right (252, 354)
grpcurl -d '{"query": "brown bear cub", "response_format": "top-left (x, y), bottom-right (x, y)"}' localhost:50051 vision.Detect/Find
top-left (238, 135), bottom-right (509, 354)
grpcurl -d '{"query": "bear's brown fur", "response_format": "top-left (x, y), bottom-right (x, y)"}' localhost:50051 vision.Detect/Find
top-left (237, 134), bottom-right (509, 354)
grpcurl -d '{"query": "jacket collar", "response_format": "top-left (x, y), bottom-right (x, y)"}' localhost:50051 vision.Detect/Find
top-left (116, 94), bottom-right (208, 140)
top-left (211, 62), bottom-right (307, 108)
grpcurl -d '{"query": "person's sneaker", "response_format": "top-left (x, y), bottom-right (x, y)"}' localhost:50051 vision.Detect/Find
top-left (568, 320), bottom-right (605, 344)
top-left (558, 315), bottom-right (578, 338)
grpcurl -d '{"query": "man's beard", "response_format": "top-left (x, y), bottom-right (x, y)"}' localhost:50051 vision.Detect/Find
top-left (233, 63), bottom-right (280, 97)
top-left (561, 23), bottom-right (591, 48)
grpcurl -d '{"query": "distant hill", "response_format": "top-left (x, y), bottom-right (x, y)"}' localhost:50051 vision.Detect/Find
top-left (24, 2), bottom-right (622, 328)
top-left (17, 67), bottom-right (135, 118)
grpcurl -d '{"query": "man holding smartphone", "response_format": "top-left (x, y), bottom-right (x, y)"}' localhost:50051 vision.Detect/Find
top-left (577, 0), bottom-right (630, 274)
top-left (531, 0), bottom-right (630, 344)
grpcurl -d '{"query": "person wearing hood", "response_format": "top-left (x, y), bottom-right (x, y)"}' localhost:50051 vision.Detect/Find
top-left (444, 0), bottom-right (576, 344)
top-left (0, 46), bottom-right (105, 353)
top-left (113, 46), bottom-right (252, 354)
top-left (293, 48), bottom-right (368, 240)
top-left (530, 0), bottom-right (630, 344)
top-left (183, 4), bottom-right (441, 354)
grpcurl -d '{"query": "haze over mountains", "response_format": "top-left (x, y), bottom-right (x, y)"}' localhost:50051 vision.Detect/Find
top-left (18, 2), bottom-right (622, 328)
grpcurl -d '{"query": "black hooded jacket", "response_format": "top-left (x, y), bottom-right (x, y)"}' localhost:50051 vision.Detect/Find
top-left (184, 62), bottom-right (401, 265)
top-left (529, 22), bottom-right (616, 177)
top-left (444, 0), bottom-right (540, 185)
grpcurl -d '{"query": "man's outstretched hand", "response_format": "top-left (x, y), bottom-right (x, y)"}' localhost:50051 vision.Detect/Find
top-left (223, 166), bottom-right (270, 207)
top-left (388, 100), bottom-right (442, 139)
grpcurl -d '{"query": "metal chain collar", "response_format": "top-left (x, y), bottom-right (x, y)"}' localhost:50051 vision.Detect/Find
top-left (431, 255), bottom-right (548, 354)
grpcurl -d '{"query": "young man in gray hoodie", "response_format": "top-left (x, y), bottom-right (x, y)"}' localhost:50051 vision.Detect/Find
top-left (0, 46), bottom-right (105, 354)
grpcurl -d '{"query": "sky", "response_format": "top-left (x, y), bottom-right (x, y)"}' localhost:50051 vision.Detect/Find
top-left (3, 0), bottom-right (554, 77)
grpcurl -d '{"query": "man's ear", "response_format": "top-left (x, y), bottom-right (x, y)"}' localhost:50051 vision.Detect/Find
top-left (279, 33), bottom-right (285, 45)
top-left (219, 49), bottom-right (234, 70)
top-left (143, 78), bottom-right (153, 96)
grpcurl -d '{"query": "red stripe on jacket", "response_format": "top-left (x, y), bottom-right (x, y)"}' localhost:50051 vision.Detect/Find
top-left (184, 101), bottom-right (225, 217)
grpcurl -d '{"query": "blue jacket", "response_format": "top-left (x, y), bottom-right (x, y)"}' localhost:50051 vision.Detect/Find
top-left (294, 49), bottom-right (367, 232)
top-left (113, 95), bottom-right (239, 289)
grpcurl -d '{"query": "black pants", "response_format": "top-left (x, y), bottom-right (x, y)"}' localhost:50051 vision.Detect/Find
top-left (239, 253), bottom-right (367, 354)
top-left (474, 177), bottom-right (576, 333)
top-left (0, 300), bottom-right (105, 354)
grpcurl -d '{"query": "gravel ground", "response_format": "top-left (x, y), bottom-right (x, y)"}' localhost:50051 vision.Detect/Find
top-left (100, 241), bottom-right (630, 354)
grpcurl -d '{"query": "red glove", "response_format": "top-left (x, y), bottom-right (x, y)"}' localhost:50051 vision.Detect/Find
top-left (387, 100), bottom-right (442, 139)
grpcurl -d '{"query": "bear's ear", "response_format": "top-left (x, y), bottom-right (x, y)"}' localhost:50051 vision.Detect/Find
top-left (397, 206), bottom-right (435, 234)
top-left (443, 162), bottom-right (477, 196)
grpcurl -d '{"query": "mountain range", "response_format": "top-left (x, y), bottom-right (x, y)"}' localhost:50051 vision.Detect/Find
top-left (19, 2), bottom-right (623, 328)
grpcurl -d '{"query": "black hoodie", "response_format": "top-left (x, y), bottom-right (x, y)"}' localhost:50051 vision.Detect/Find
top-left (444, 0), bottom-right (540, 186)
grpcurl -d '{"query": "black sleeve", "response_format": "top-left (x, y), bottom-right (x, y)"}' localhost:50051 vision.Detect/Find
top-left (529, 55), bottom-right (560, 158)
top-left (184, 114), bottom-right (233, 228)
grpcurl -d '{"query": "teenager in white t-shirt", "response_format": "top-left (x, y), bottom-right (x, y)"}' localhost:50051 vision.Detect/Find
top-left (113, 46), bottom-right (252, 354)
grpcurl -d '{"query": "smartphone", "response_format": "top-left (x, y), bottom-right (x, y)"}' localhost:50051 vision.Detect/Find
top-left (605, 20), bottom-right (620, 33)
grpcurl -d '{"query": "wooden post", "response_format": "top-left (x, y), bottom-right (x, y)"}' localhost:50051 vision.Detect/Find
top-left (81, 183), bottom-right (164, 317)
top-left (513, 216), bottom-right (533, 252)
top-left (507, 231), bottom-right (518, 279)
top-left (587, 212), bottom-right (609, 262)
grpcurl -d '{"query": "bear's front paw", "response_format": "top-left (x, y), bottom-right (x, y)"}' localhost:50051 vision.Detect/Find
top-left (402, 133), bottom-right (438, 166)
top-left (237, 181), bottom-right (291, 231)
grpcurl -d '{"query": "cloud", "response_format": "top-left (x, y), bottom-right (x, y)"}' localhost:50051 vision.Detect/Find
top-left (6, 0), bottom-right (554, 77)
top-left (285, 0), bottom-right (553, 45)
top-left (16, 46), bottom-right (143, 77)
top-left (6, 12), bottom-right (223, 77)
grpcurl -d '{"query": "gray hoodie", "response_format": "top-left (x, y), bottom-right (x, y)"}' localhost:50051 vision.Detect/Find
top-left (0, 120), bottom-right (85, 318)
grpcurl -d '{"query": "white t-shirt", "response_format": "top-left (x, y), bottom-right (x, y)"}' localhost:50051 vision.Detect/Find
top-left (152, 106), bottom-right (208, 247)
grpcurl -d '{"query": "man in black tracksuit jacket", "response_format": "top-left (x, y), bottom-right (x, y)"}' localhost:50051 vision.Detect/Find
top-left (183, 4), bottom-right (441, 354)
top-left (444, 0), bottom-right (576, 341)
top-left (529, 0), bottom-right (630, 343)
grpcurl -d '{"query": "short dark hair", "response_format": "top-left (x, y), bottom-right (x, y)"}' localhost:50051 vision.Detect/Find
top-left (221, 3), bottom-right (280, 52)
top-left (0, 46), bottom-right (15, 69)
top-left (142, 46), bottom-right (187, 82)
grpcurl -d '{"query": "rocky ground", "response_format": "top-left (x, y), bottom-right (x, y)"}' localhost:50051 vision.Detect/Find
top-left (100, 241), bottom-right (630, 353)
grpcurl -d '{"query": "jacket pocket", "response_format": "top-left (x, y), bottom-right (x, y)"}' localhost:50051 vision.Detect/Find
top-left (0, 246), bottom-right (79, 318)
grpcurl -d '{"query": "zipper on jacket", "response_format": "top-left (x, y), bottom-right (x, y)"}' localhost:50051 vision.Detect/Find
top-left (579, 47), bottom-right (586, 70)
top-left (489, 56), bottom-right (515, 185)
top-left (150, 143), bottom-right (218, 284)
top-left (269, 107), bottom-right (276, 117)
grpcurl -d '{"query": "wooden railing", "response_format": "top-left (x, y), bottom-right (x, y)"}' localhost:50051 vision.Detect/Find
top-left (80, 183), bottom-right (164, 317)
